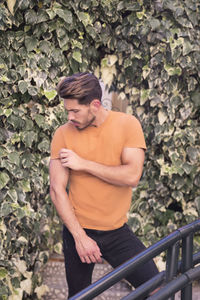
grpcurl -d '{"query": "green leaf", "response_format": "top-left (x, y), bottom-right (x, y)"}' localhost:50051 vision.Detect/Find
top-left (7, 189), bottom-right (18, 202)
top-left (18, 180), bottom-right (31, 192)
top-left (164, 64), bottom-right (182, 76)
top-left (46, 8), bottom-right (56, 20)
top-left (4, 109), bottom-right (12, 117)
top-left (37, 9), bottom-right (49, 23)
top-left (182, 162), bottom-right (193, 175)
top-left (21, 152), bottom-right (34, 168)
top-left (77, 12), bottom-right (92, 27)
top-left (27, 86), bottom-right (38, 96)
top-left (39, 40), bottom-right (52, 55)
top-left (140, 89), bottom-right (149, 105)
top-left (72, 50), bottom-right (82, 63)
top-left (25, 36), bottom-right (37, 51)
top-left (34, 114), bottom-right (45, 127)
top-left (38, 139), bottom-right (49, 152)
top-left (22, 131), bottom-right (37, 148)
top-left (0, 202), bottom-right (13, 217)
top-left (158, 110), bottom-right (168, 125)
top-left (24, 10), bottom-right (37, 24)
top-left (0, 173), bottom-right (10, 189)
top-left (182, 40), bottom-right (194, 56)
top-left (0, 75), bottom-right (9, 82)
top-left (18, 80), bottom-right (28, 94)
top-left (7, 152), bottom-right (20, 165)
top-left (0, 268), bottom-right (8, 279)
top-left (186, 146), bottom-right (199, 163)
top-left (44, 90), bottom-right (57, 100)
top-left (149, 18), bottom-right (160, 31)
top-left (54, 8), bottom-right (73, 24)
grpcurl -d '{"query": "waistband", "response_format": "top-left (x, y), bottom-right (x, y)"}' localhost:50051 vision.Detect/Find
top-left (84, 223), bottom-right (126, 235)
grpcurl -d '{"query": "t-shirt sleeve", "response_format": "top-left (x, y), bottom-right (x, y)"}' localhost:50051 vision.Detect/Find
top-left (50, 127), bottom-right (66, 159)
top-left (123, 116), bottom-right (147, 150)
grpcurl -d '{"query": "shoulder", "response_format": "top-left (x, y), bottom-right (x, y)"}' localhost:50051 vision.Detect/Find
top-left (53, 121), bottom-right (75, 136)
top-left (110, 111), bottom-right (141, 127)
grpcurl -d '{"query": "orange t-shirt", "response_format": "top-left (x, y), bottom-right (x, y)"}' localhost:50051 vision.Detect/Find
top-left (50, 110), bottom-right (146, 230)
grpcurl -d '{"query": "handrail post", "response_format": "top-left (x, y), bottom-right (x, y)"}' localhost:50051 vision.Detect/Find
top-left (166, 241), bottom-right (180, 300)
top-left (181, 233), bottom-right (193, 300)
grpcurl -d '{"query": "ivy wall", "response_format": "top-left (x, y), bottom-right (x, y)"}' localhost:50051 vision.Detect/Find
top-left (0, 0), bottom-right (199, 298)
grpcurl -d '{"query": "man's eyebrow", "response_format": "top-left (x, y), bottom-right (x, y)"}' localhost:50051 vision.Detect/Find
top-left (65, 109), bottom-right (80, 112)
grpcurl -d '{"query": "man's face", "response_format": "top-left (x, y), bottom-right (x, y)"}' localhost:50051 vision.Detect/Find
top-left (64, 99), bottom-right (96, 130)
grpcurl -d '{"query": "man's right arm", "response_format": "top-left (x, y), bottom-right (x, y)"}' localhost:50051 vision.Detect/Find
top-left (49, 159), bottom-right (102, 264)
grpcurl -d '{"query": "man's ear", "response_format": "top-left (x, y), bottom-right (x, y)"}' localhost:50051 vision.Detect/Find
top-left (90, 99), bottom-right (101, 110)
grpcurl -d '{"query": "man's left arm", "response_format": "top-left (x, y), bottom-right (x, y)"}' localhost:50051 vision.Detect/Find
top-left (59, 147), bottom-right (145, 187)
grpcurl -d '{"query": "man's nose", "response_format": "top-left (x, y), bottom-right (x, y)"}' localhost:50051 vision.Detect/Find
top-left (68, 111), bottom-right (75, 121)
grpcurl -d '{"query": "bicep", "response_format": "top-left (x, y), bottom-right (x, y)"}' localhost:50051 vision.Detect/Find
top-left (49, 159), bottom-right (69, 190)
top-left (121, 148), bottom-right (145, 171)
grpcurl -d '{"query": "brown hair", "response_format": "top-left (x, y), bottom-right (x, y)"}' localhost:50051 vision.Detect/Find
top-left (57, 72), bottom-right (102, 105)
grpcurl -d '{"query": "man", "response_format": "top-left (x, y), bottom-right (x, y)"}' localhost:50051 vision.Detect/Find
top-left (49, 72), bottom-right (158, 298)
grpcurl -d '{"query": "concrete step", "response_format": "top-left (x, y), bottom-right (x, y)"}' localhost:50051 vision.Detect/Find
top-left (42, 257), bottom-right (131, 299)
top-left (41, 254), bottom-right (200, 300)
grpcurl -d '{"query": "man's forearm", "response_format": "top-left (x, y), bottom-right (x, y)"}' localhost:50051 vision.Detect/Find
top-left (82, 160), bottom-right (138, 187)
top-left (50, 186), bottom-right (84, 239)
top-left (50, 186), bottom-right (102, 263)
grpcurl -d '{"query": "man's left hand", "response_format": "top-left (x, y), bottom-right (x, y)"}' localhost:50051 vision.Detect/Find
top-left (59, 148), bottom-right (85, 171)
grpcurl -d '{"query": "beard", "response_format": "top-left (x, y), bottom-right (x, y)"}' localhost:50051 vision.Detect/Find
top-left (75, 116), bottom-right (96, 131)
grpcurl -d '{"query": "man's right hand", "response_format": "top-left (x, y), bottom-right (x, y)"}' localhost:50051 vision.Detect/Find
top-left (75, 234), bottom-right (102, 264)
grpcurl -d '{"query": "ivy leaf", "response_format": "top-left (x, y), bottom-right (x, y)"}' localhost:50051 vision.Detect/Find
top-left (7, 152), bottom-right (20, 165)
top-left (0, 172), bottom-right (10, 189)
top-left (158, 110), bottom-right (168, 125)
top-left (44, 90), bottom-right (57, 100)
top-left (39, 40), bottom-right (52, 55)
top-left (0, 75), bottom-right (9, 82)
top-left (149, 18), bottom-right (160, 31)
top-left (0, 202), bottom-right (13, 217)
top-left (28, 86), bottom-right (38, 96)
top-left (18, 80), bottom-right (28, 94)
top-left (4, 109), bottom-right (12, 117)
top-left (54, 8), bottom-right (73, 24)
top-left (182, 40), bottom-right (194, 56)
top-left (34, 114), bottom-right (45, 127)
top-left (0, 267), bottom-right (8, 279)
top-left (164, 64), bottom-right (182, 76)
top-left (25, 36), bottom-right (37, 51)
top-left (22, 131), bottom-right (37, 148)
top-left (18, 180), bottom-right (31, 192)
top-left (38, 139), bottom-right (50, 152)
top-left (72, 50), bottom-right (82, 63)
top-left (24, 10), bottom-right (37, 24)
top-left (7, 189), bottom-right (18, 202)
top-left (77, 12), bottom-right (92, 27)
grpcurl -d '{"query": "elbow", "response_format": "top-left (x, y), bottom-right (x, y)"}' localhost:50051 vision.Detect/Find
top-left (131, 180), bottom-right (139, 188)
top-left (127, 175), bottom-right (141, 188)
top-left (128, 180), bottom-right (139, 188)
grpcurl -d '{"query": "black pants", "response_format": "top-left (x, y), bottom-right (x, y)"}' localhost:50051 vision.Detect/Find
top-left (63, 224), bottom-right (158, 298)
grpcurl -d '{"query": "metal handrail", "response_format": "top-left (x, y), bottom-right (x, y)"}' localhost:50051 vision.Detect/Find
top-left (121, 251), bottom-right (200, 300)
top-left (69, 219), bottom-right (200, 300)
top-left (147, 265), bottom-right (200, 300)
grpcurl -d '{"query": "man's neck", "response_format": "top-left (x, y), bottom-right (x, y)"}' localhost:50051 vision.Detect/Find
top-left (92, 107), bottom-right (109, 127)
